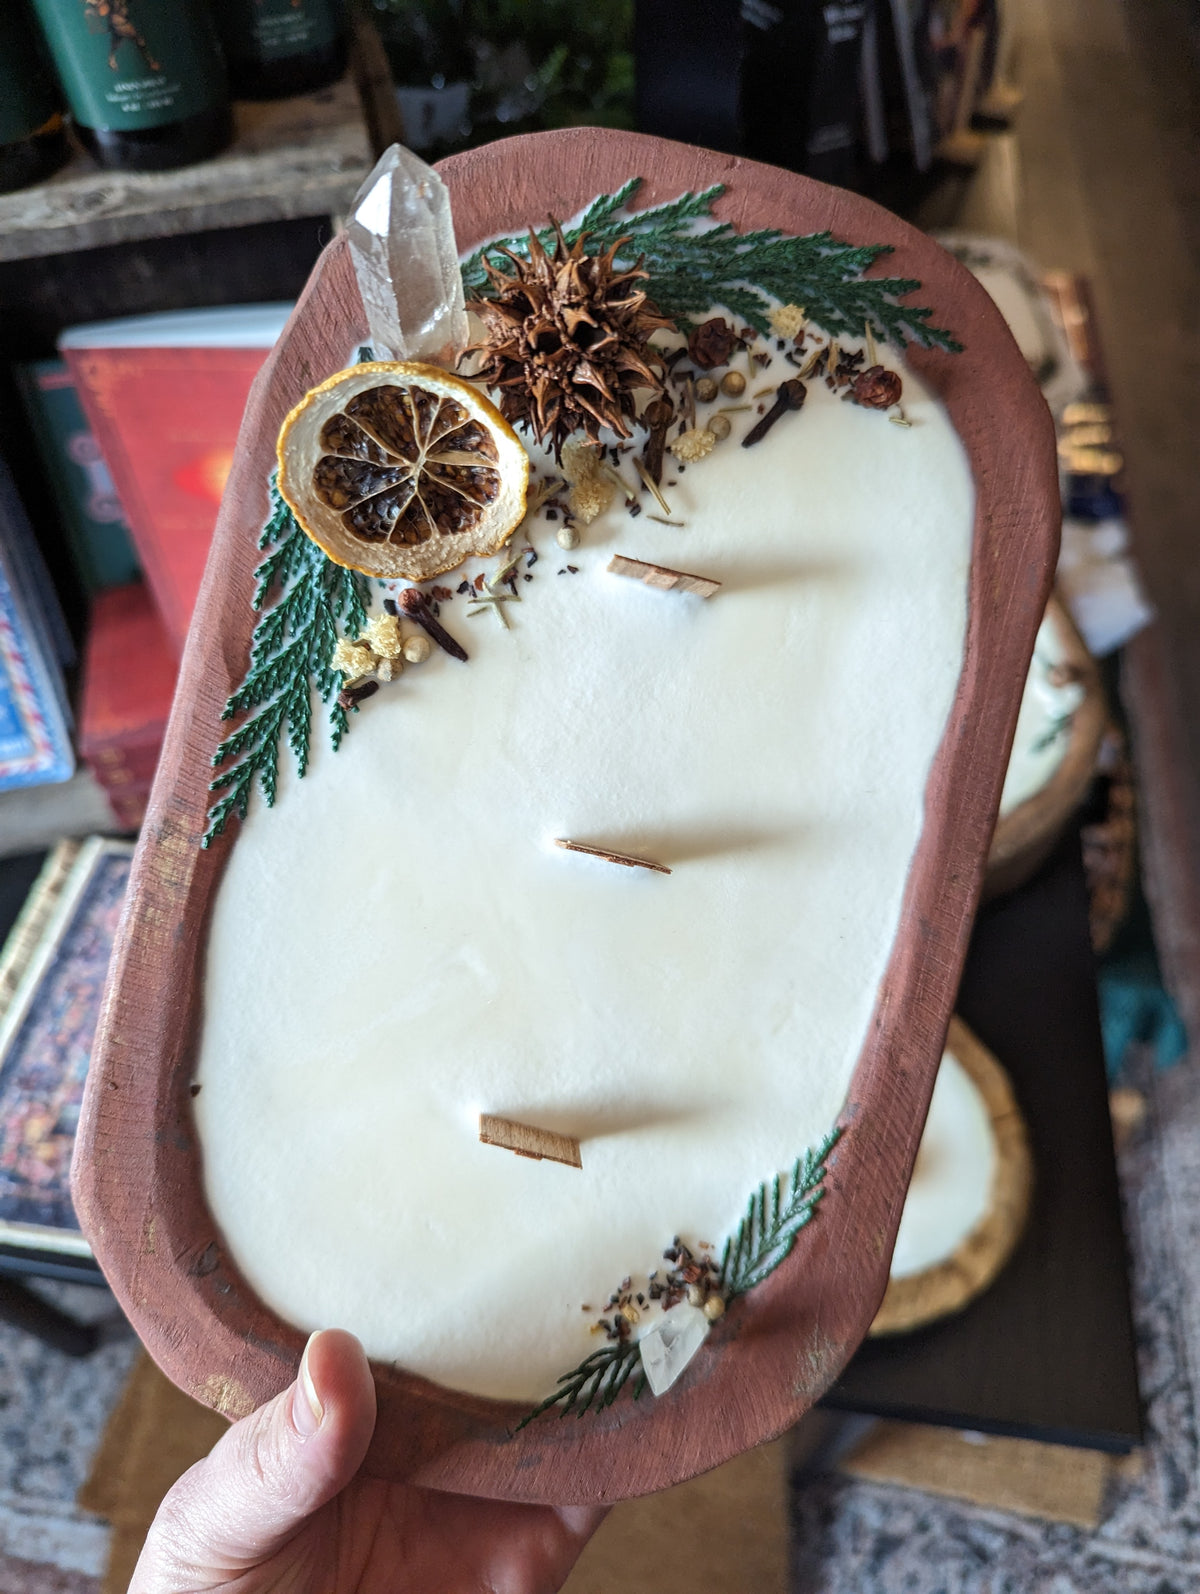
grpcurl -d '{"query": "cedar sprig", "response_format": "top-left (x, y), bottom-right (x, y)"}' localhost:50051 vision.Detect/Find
top-left (518, 1123), bottom-right (841, 1426)
top-left (719, 1126), bottom-right (842, 1296)
top-left (514, 1340), bottom-right (645, 1432)
top-left (202, 477), bottom-right (370, 848)
top-left (461, 178), bottom-right (960, 352)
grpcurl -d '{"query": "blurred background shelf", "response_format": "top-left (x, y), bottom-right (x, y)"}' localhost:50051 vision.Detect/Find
top-left (0, 76), bottom-right (372, 263)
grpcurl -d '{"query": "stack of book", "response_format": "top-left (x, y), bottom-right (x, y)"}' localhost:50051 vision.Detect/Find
top-left (7, 301), bottom-right (290, 832)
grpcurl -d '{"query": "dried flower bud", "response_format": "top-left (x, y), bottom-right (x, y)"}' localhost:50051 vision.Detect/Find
top-left (769, 302), bottom-right (806, 340)
top-left (403, 634), bottom-right (432, 664)
top-left (561, 437), bottom-right (602, 485)
top-left (568, 474), bottom-right (613, 525)
top-left (719, 370), bottom-right (746, 397)
top-left (361, 611), bottom-right (403, 659)
top-left (669, 427), bottom-right (717, 463)
top-left (331, 639), bottom-right (376, 680)
top-left (694, 375), bottom-right (719, 403)
top-left (851, 364), bottom-right (903, 409)
top-left (556, 523), bottom-right (581, 550)
top-left (706, 413), bottom-right (731, 441)
top-left (687, 317), bottom-right (738, 369)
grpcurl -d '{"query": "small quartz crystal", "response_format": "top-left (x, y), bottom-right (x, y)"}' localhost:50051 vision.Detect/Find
top-left (638, 1303), bottom-right (709, 1396)
top-left (345, 144), bottom-right (468, 366)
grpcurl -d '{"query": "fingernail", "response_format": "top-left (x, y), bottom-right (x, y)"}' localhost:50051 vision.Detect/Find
top-left (292, 1332), bottom-right (324, 1438)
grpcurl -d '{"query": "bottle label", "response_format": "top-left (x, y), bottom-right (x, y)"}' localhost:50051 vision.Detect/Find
top-left (394, 81), bottom-right (471, 152)
top-left (31, 0), bottom-right (226, 131)
top-left (218, 0), bottom-right (340, 64)
top-left (0, 6), bottom-right (61, 144)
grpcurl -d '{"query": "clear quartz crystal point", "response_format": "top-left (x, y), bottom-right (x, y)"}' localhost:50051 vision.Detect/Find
top-left (638, 1304), bottom-right (710, 1396)
top-left (345, 144), bottom-right (468, 367)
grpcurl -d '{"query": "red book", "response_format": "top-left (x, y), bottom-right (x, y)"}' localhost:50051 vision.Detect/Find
top-left (60, 306), bottom-right (291, 658)
top-left (78, 583), bottom-right (178, 830)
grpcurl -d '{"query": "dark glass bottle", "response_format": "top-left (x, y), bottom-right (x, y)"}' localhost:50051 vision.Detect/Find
top-left (0, 0), bottom-right (70, 193)
top-left (30, 0), bottom-right (232, 173)
top-left (214, 0), bottom-right (348, 101)
top-left (369, 0), bottom-right (475, 156)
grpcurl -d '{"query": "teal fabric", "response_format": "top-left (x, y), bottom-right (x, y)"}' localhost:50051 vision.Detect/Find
top-left (1098, 883), bottom-right (1188, 1078)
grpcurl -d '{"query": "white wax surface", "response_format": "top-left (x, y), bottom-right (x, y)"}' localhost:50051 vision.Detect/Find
top-left (889, 1049), bottom-right (996, 1279)
top-left (999, 613), bottom-right (1086, 816)
top-left (195, 342), bottom-right (973, 1401)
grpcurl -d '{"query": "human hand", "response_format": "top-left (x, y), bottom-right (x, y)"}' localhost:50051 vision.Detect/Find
top-left (130, 1329), bottom-right (605, 1593)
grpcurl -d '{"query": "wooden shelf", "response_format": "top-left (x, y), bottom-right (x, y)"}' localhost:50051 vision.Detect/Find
top-left (0, 77), bottom-right (372, 264)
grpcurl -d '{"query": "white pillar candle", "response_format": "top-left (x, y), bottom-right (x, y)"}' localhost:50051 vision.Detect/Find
top-left (193, 335), bottom-right (972, 1403)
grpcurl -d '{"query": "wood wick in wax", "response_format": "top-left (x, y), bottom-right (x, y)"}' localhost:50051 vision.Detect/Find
top-left (479, 1114), bottom-right (582, 1169)
top-left (554, 838), bottom-right (671, 874)
top-left (607, 554), bottom-right (721, 600)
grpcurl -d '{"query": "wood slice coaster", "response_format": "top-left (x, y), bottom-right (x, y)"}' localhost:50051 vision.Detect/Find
top-left (985, 593), bottom-right (1108, 899)
top-left (870, 1017), bottom-right (1034, 1337)
top-left (72, 128), bottom-right (1059, 1503)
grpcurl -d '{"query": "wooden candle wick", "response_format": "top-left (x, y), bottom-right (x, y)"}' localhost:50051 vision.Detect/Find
top-left (607, 554), bottom-right (721, 598)
top-left (479, 1114), bottom-right (583, 1169)
top-left (554, 838), bottom-right (671, 874)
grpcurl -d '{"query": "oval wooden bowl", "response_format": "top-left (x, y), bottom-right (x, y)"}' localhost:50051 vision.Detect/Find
top-left (72, 129), bottom-right (1059, 1504)
top-left (870, 1016), bottom-right (1033, 1337)
top-left (985, 593), bottom-right (1107, 899)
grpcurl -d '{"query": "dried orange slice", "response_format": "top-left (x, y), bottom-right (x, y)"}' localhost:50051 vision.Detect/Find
top-left (276, 361), bottom-right (529, 581)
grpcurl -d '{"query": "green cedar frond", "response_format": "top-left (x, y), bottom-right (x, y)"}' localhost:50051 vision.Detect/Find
top-left (719, 1126), bottom-right (842, 1296)
top-left (517, 1123), bottom-right (842, 1428)
top-left (461, 179), bottom-right (960, 352)
top-left (514, 1340), bottom-right (643, 1431)
top-left (202, 477), bottom-right (370, 848)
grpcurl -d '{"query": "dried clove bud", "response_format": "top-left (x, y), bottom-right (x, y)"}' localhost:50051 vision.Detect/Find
top-left (688, 317), bottom-right (738, 369)
top-left (337, 679), bottom-right (380, 710)
top-left (851, 365), bottom-right (903, 409)
top-left (388, 589), bottom-right (468, 663)
top-left (641, 396), bottom-right (675, 485)
top-left (741, 378), bottom-right (806, 447)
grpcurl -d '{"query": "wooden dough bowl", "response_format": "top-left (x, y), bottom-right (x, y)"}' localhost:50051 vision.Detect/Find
top-left (870, 1016), bottom-right (1034, 1336)
top-left (985, 592), bottom-right (1108, 900)
top-left (73, 129), bottom-right (1059, 1504)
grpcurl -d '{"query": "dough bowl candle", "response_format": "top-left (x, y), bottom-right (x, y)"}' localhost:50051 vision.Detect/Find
top-left (73, 131), bottom-right (1060, 1503)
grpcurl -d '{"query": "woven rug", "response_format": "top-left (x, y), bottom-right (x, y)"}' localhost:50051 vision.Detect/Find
top-left (792, 1047), bottom-right (1200, 1592)
top-left (0, 1063), bottom-right (1195, 1592)
top-left (0, 1281), bottom-right (135, 1593)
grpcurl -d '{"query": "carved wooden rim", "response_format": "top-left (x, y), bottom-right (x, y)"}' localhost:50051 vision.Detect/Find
top-left (869, 1016), bottom-right (1034, 1337)
top-left (72, 130), bottom-right (1059, 1504)
top-left (985, 592), bottom-right (1107, 899)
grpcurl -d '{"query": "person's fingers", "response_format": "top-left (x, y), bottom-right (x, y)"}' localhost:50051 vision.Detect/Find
top-left (131, 1329), bottom-right (376, 1591)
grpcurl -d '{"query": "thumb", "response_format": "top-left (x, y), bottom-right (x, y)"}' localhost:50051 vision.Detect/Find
top-left (132, 1329), bottom-right (376, 1590)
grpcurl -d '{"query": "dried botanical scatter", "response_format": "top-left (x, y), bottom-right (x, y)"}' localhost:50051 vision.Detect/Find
top-left (640, 395), bottom-right (676, 484)
top-left (769, 302), bottom-right (806, 340)
top-left (851, 364), bottom-right (904, 409)
top-left (277, 362), bottom-right (529, 582)
top-left (742, 377), bottom-right (807, 447)
top-left (589, 1241), bottom-right (724, 1345)
top-left (669, 427), bottom-right (717, 463)
top-left (561, 439), bottom-right (615, 525)
top-left (687, 316), bottom-right (739, 369)
top-left (465, 225), bottom-right (673, 459)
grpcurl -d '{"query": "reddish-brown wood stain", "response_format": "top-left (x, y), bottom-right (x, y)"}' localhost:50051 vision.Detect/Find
top-left (72, 130), bottom-right (1059, 1504)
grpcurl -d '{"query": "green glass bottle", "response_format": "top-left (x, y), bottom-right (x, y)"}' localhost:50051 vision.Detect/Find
top-left (0, 0), bottom-right (70, 193)
top-left (30, 0), bottom-right (232, 172)
top-left (214, 0), bottom-right (348, 101)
